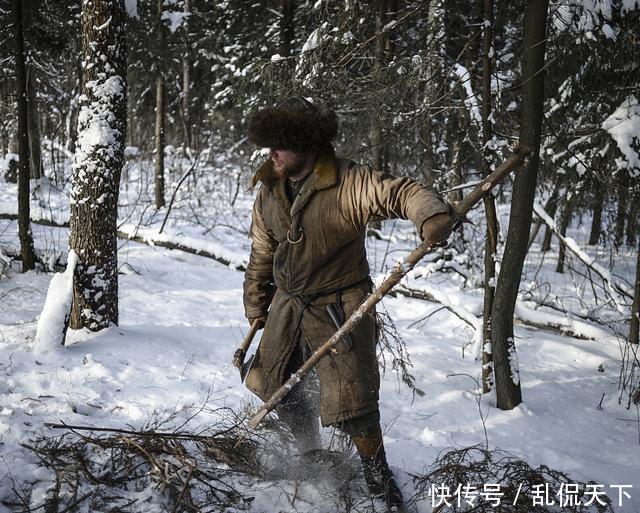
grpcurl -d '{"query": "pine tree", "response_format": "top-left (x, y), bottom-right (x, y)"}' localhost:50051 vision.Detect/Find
top-left (69, 0), bottom-right (127, 331)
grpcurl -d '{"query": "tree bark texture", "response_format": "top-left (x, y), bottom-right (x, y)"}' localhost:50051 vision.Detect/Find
top-left (280, 0), bottom-right (295, 57)
top-left (154, 0), bottom-right (166, 208)
top-left (69, 0), bottom-right (127, 330)
top-left (540, 174), bottom-right (563, 252)
top-left (490, 0), bottom-right (549, 410)
top-left (181, 0), bottom-right (192, 150)
top-left (26, 65), bottom-right (43, 180)
top-left (155, 78), bottom-right (166, 208)
top-left (555, 193), bottom-right (574, 273)
top-left (588, 176), bottom-right (604, 246)
top-left (615, 170), bottom-right (629, 247)
top-left (630, 239), bottom-right (640, 344)
top-left (21, 0), bottom-right (43, 180)
top-left (626, 193), bottom-right (637, 247)
top-left (12, 0), bottom-right (36, 272)
top-left (481, 0), bottom-right (496, 394)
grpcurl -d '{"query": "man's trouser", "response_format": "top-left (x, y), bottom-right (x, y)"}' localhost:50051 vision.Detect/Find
top-left (276, 335), bottom-right (404, 509)
top-left (276, 336), bottom-right (381, 451)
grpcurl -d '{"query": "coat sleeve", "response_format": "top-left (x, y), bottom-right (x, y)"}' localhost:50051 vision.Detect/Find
top-left (341, 164), bottom-right (451, 231)
top-left (243, 187), bottom-right (277, 320)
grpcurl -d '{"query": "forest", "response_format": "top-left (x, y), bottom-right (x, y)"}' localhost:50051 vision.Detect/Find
top-left (0, 0), bottom-right (639, 512)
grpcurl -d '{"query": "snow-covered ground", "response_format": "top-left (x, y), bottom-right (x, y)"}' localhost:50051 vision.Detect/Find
top-left (1, 153), bottom-right (639, 512)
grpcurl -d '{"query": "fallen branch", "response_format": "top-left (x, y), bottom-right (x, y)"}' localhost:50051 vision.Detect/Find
top-left (118, 225), bottom-right (247, 271)
top-left (44, 421), bottom-right (234, 442)
top-left (0, 212), bottom-right (247, 271)
top-left (533, 202), bottom-right (632, 309)
top-left (394, 284), bottom-right (613, 342)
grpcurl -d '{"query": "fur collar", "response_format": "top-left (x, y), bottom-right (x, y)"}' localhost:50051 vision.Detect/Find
top-left (251, 145), bottom-right (338, 191)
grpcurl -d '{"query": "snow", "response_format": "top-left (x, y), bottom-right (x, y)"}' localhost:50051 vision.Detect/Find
top-left (602, 95), bottom-right (640, 176)
top-left (124, 0), bottom-right (137, 18)
top-left (451, 63), bottom-right (482, 126)
top-left (72, 75), bottom-right (125, 203)
top-left (301, 28), bottom-right (321, 53)
top-left (161, 10), bottom-right (189, 34)
top-left (33, 250), bottom-right (78, 353)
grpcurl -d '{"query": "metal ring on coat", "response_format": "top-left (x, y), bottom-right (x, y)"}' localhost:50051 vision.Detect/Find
top-left (287, 228), bottom-right (304, 244)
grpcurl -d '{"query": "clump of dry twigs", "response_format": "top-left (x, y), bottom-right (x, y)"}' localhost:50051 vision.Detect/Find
top-left (4, 405), bottom-right (370, 512)
top-left (6, 407), bottom-right (266, 512)
top-left (411, 445), bottom-right (614, 513)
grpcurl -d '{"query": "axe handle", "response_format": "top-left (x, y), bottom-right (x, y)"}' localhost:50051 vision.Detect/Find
top-left (233, 318), bottom-right (261, 369)
top-left (248, 145), bottom-right (530, 429)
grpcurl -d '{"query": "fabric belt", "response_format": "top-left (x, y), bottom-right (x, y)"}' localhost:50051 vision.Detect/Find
top-left (288, 276), bottom-right (370, 350)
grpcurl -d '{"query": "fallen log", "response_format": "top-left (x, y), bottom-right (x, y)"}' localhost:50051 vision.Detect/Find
top-left (0, 212), bottom-right (247, 271)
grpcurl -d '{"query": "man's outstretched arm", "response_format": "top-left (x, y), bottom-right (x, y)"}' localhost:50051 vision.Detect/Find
top-left (341, 164), bottom-right (453, 244)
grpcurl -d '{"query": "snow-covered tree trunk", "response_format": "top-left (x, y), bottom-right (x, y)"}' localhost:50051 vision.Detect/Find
top-left (490, 0), bottom-right (549, 410)
top-left (154, 0), bottom-right (166, 209)
top-left (280, 0), bottom-right (295, 58)
top-left (630, 240), bottom-right (640, 345)
top-left (69, 0), bottom-right (127, 331)
top-left (629, 240), bottom-right (640, 344)
top-left (481, 0), bottom-right (496, 395)
top-left (12, 0), bottom-right (36, 272)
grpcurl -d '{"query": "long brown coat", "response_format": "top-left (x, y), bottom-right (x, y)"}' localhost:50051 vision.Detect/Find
top-left (243, 145), bottom-right (449, 425)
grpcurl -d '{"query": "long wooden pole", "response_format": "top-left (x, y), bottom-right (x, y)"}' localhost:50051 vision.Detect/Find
top-left (248, 145), bottom-right (530, 429)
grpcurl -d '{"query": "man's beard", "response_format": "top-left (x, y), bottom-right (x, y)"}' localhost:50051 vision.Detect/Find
top-left (273, 153), bottom-right (307, 179)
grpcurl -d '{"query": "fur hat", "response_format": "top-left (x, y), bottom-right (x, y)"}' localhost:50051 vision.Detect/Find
top-left (247, 97), bottom-right (338, 152)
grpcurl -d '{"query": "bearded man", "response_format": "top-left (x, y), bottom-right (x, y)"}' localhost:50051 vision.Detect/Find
top-left (241, 97), bottom-right (452, 511)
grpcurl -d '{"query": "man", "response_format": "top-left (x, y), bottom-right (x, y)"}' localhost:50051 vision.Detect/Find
top-left (242, 97), bottom-right (452, 511)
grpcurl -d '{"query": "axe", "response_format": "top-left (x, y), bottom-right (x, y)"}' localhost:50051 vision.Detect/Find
top-left (233, 318), bottom-right (262, 381)
top-left (247, 145), bottom-right (530, 429)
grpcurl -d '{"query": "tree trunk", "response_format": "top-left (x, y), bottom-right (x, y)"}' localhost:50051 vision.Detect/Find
top-left (540, 174), bottom-right (563, 252)
top-left (26, 66), bottom-right (43, 180)
top-left (630, 239), bottom-right (640, 344)
top-left (481, 0), bottom-right (496, 394)
top-left (21, 0), bottom-right (43, 180)
top-left (154, 0), bottom-right (166, 208)
top-left (155, 78), bottom-right (166, 208)
top-left (422, 0), bottom-right (442, 187)
top-left (280, 0), bottom-right (295, 57)
top-left (490, 0), bottom-right (549, 410)
top-left (615, 170), bottom-right (629, 247)
top-left (69, 0), bottom-right (126, 331)
top-left (588, 175), bottom-right (604, 245)
top-left (371, 0), bottom-right (388, 172)
top-left (181, 0), bottom-right (192, 151)
top-left (12, 0), bottom-right (36, 272)
top-left (626, 192), bottom-right (638, 247)
top-left (555, 195), bottom-right (574, 273)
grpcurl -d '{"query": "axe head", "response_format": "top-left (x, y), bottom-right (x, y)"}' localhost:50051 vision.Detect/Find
top-left (240, 354), bottom-right (255, 382)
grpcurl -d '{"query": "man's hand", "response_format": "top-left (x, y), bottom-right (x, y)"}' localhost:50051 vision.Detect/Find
top-left (248, 316), bottom-right (266, 330)
top-left (421, 213), bottom-right (453, 247)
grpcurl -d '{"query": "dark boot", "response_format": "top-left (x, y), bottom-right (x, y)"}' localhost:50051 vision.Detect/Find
top-left (352, 425), bottom-right (404, 511)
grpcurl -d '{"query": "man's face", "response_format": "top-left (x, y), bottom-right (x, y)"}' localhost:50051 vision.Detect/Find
top-left (269, 148), bottom-right (307, 179)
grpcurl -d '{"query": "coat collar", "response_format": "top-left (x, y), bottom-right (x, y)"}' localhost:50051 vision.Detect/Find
top-left (251, 144), bottom-right (338, 192)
